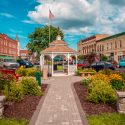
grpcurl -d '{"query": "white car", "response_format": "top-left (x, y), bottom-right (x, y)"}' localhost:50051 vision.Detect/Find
top-left (0, 59), bottom-right (19, 69)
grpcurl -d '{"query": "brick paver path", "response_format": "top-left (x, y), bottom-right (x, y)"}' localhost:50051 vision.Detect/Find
top-left (33, 76), bottom-right (87, 125)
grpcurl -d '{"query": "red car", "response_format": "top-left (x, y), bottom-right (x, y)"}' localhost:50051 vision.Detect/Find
top-left (77, 60), bottom-right (90, 69)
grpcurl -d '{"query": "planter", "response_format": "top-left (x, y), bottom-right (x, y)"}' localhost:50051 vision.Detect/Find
top-left (0, 96), bottom-right (6, 118)
top-left (117, 91), bottom-right (125, 114)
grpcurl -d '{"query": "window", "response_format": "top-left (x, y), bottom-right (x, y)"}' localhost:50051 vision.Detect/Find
top-left (111, 42), bottom-right (112, 49)
top-left (97, 46), bottom-right (99, 52)
top-left (115, 41), bottom-right (117, 48)
top-left (102, 45), bottom-right (104, 51)
top-left (120, 40), bottom-right (122, 48)
top-left (100, 45), bottom-right (102, 51)
top-left (107, 43), bottom-right (108, 50)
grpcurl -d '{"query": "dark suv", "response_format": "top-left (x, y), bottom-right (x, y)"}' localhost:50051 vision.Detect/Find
top-left (91, 61), bottom-right (115, 72)
top-left (17, 60), bottom-right (33, 68)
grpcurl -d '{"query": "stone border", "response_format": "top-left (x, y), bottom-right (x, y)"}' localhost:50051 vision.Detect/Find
top-left (71, 82), bottom-right (88, 125)
top-left (29, 84), bottom-right (50, 125)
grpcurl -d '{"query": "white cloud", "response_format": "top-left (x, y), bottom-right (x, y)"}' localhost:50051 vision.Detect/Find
top-left (28, 0), bottom-right (98, 28)
top-left (27, 0), bottom-right (125, 36)
top-left (9, 29), bottom-right (22, 34)
top-left (22, 20), bottom-right (36, 24)
top-left (0, 12), bottom-right (15, 18)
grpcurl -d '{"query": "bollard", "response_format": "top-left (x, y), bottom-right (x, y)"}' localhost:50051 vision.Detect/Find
top-left (35, 71), bottom-right (42, 86)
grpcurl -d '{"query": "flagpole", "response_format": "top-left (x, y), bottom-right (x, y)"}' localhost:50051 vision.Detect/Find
top-left (49, 9), bottom-right (54, 43)
top-left (49, 18), bottom-right (51, 43)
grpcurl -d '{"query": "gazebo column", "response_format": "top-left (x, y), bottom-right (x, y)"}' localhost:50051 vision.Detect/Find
top-left (75, 55), bottom-right (78, 71)
top-left (67, 53), bottom-right (69, 75)
top-left (51, 53), bottom-right (54, 76)
top-left (40, 55), bottom-right (44, 70)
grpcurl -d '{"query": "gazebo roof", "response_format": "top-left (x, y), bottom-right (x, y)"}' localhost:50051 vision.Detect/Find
top-left (50, 39), bottom-right (68, 46)
top-left (42, 35), bottom-right (76, 53)
top-left (42, 45), bottom-right (76, 53)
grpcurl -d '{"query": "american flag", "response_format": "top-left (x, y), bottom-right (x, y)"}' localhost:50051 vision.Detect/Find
top-left (49, 9), bottom-right (55, 20)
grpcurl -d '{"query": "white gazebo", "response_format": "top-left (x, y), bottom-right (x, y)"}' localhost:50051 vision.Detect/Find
top-left (40, 35), bottom-right (77, 76)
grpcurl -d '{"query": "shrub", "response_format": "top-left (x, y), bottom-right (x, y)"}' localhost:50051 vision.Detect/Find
top-left (88, 79), bottom-right (116, 104)
top-left (109, 74), bottom-right (125, 90)
top-left (100, 55), bottom-right (108, 61)
top-left (16, 67), bottom-right (38, 77)
top-left (16, 66), bottom-right (26, 76)
top-left (26, 68), bottom-right (37, 76)
top-left (119, 72), bottom-right (125, 80)
top-left (92, 73), bottom-right (110, 83)
top-left (81, 78), bottom-right (91, 86)
top-left (98, 69), bottom-right (113, 75)
top-left (83, 68), bottom-right (96, 75)
top-left (0, 73), bottom-right (16, 91)
top-left (111, 79), bottom-right (125, 90)
top-left (4, 81), bottom-right (24, 101)
top-left (21, 77), bottom-right (42, 96)
top-left (75, 69), bottom-right (82, 76)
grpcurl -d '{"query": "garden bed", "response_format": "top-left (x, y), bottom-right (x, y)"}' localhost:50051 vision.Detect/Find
top-left (3, 84), bottom-right (48, 120)
top-left (74, 81), bottom-right (117, 115)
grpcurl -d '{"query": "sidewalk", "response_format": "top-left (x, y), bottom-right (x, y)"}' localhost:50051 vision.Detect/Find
top-left (29, 76), bottom-right (88, 125)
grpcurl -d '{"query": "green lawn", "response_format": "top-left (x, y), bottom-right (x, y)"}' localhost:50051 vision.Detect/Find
top-left (57, 65), bottom-right (63, 71)
top-left (88, 113), bottom-right (125, 125)
top-left (0, 118), bottom-right (28, 125)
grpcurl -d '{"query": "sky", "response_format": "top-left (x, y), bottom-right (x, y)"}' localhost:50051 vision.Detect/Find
top-left (0, 0), bottom-right (125, 50)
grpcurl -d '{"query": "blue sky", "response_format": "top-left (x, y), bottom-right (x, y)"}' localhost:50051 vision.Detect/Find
top-left (0, 0), bottom-right (125, 50)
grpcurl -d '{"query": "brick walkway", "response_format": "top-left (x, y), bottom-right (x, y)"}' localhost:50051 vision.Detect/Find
top-left (30, 76), bottom-right (88, 125)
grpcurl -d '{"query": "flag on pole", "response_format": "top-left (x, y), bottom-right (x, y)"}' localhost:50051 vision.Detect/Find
top-left (49, 9), bottom-right (55, 20)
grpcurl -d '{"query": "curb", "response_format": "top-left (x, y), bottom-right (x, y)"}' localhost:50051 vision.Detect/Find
top-left (29, 84), bottom-right (50, 125)
top-left (71, 81), bottom-right (89, 125)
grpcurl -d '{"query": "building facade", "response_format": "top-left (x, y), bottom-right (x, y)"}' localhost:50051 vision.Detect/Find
top-left (0, 33), bottom-right (19, 60)
top-left (20, 49), bottom-right (29, 59)
top-left (78, 34), bottom-right (108, 56)
top-left (96, 32), bottom-right (125, 62)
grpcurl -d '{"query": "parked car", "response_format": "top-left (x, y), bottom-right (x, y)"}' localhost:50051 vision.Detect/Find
top-left (91, 61), bottom-right (115, 72)
top-left (17, 59), bottom-right (33, 68)
top-left (77, 60), bottom-right (90, 69)
top-left (119, 58), bottom-right (125, 68)
top-left (0, 59), bottom-right (19, 69)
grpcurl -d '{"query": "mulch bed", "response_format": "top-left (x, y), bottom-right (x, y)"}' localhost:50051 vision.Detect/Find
top-left (74, 82), bottom-right (117, 115)
top-left (3, 84), bottom-right (48, 120)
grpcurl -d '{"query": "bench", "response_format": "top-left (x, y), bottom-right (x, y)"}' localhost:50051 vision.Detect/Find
top-left (81, 72), bottom-right (94, 78)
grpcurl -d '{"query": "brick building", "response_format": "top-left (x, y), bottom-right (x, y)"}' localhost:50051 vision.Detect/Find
top-left (20, 49), bottom-right (29, 59)
top-left (96, 32), bottom-right (125, 62)
top-left (78, 34), bottom-right (108, 55)
top-left (0, 33), bottom-right (19, 60)
top-left (78, 32), bottom-right (125, 63)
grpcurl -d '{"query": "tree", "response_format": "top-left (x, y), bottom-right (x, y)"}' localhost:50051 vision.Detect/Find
top-left (101, 54), bottom-right (108, 61)
top-left (78, 55), bottom-right (84, 60)
top-left (85, 52), bottom-right (97, 64)
top-left (27, 25), bottom-right (64, 59)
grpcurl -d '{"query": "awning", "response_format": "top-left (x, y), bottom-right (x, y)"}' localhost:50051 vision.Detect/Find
top-left (0, 55), bottom-right (14, 59)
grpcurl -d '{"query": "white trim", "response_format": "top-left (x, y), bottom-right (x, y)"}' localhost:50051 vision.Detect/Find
top-left (51, 53), bottom-right (54, 76)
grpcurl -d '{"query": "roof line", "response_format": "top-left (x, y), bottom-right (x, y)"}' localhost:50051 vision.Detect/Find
top-left (0, 33), bottom-right (17, 42)
top-left (98, 32), bottom-right (125, 42)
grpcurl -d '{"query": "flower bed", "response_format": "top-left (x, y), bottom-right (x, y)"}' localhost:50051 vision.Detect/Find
top-left (3, 84), bottom-right (47, 120)
top-left (74, 82), bottom-right (116, 115)
top-left (0, 71), bottom-right (48, 124)
top-left (74, 69), bottom-right (125, 124)
top-left (16, 66), bottom-right (42, 77)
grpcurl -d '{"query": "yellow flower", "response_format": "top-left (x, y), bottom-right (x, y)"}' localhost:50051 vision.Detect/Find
top-left (109, 74), bottom-right (123, 81)
top-left (92, 73), bottom-right (110, 83)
